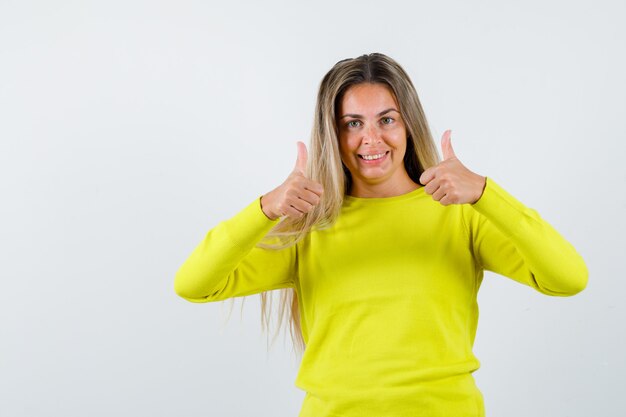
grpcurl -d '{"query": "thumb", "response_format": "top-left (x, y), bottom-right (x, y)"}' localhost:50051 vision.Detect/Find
top-left (441, 129), bottom-right (456, 160)
top-left (294, 141), bottom-right (308, 175)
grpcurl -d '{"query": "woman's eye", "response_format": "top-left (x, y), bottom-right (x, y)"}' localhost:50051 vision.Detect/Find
top-left (382, 117), bottom-right (394, 124)
top-left (347, 120), bottom-right (361, 128)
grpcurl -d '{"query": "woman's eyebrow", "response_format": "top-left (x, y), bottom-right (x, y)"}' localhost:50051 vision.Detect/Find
top-left (339, 108), bottom-right (399, 119)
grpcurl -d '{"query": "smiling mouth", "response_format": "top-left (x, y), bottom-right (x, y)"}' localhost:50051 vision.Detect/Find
top-left (358, 151), bottom-right (389, 160)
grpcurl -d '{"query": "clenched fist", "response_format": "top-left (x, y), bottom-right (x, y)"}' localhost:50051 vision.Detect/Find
top-left (419, 130), bottom-right (487, 206)
top-left (260, 141), bottom-right (324, 220)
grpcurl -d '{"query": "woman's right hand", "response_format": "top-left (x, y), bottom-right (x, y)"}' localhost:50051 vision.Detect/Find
top-left (260, 141), bottom-right (324, 220)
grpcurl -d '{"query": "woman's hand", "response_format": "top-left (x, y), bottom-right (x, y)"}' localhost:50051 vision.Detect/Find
top-left (260, 141), bottom-right (324, 220)
top-left (419, 130), bottom-right (486, 206)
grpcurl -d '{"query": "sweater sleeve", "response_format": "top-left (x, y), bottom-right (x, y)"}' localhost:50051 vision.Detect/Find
top-left (462, 177), bottom-right (588, 296)
top-left (174, 197), bottom-right (297, 303)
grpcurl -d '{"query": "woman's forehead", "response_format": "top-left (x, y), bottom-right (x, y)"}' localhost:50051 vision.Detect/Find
top-left (338, 83), bottom-right (399, 116)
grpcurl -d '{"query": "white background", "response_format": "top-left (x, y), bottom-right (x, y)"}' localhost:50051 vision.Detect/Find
top-left (1, 0), bottom-right (624, 416)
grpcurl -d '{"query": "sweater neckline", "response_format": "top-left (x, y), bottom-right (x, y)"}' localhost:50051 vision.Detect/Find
top-left (343, 185), bottom-right (425, 205)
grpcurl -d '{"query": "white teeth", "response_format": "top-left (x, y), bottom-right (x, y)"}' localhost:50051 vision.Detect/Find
top-left (360, 152), bottom-right (386, 160)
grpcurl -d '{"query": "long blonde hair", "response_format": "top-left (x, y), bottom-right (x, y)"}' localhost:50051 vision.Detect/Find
top-left (228, 53), bottom-right (441, 359)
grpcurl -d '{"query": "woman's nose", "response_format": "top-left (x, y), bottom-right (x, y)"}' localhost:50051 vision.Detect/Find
top-left (363, 124), bottom-right (382, 144)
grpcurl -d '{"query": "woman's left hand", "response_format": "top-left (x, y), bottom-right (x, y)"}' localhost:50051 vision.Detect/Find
top-left (419, 130), bottom-right (487, 206)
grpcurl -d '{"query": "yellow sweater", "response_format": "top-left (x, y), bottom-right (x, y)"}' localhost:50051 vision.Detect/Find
top-left (174, 177), bottom-right (588, 417)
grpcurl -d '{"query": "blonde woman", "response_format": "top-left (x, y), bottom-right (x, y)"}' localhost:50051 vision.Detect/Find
top-left (174, 53), bottom-right (588, 417)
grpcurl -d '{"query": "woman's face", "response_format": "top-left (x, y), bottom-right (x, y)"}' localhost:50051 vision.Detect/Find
top-left (337, 82), bottom-right (411, 196)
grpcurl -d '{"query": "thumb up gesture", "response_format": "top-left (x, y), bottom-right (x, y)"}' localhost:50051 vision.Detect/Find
top-left (419, 130), bottom-right (487, 206)
top-left (260, 141), bottom-right (325, 220)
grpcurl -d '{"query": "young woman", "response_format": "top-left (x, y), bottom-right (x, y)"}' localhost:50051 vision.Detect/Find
top-left (174, 53), bottom-right (588, 417)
